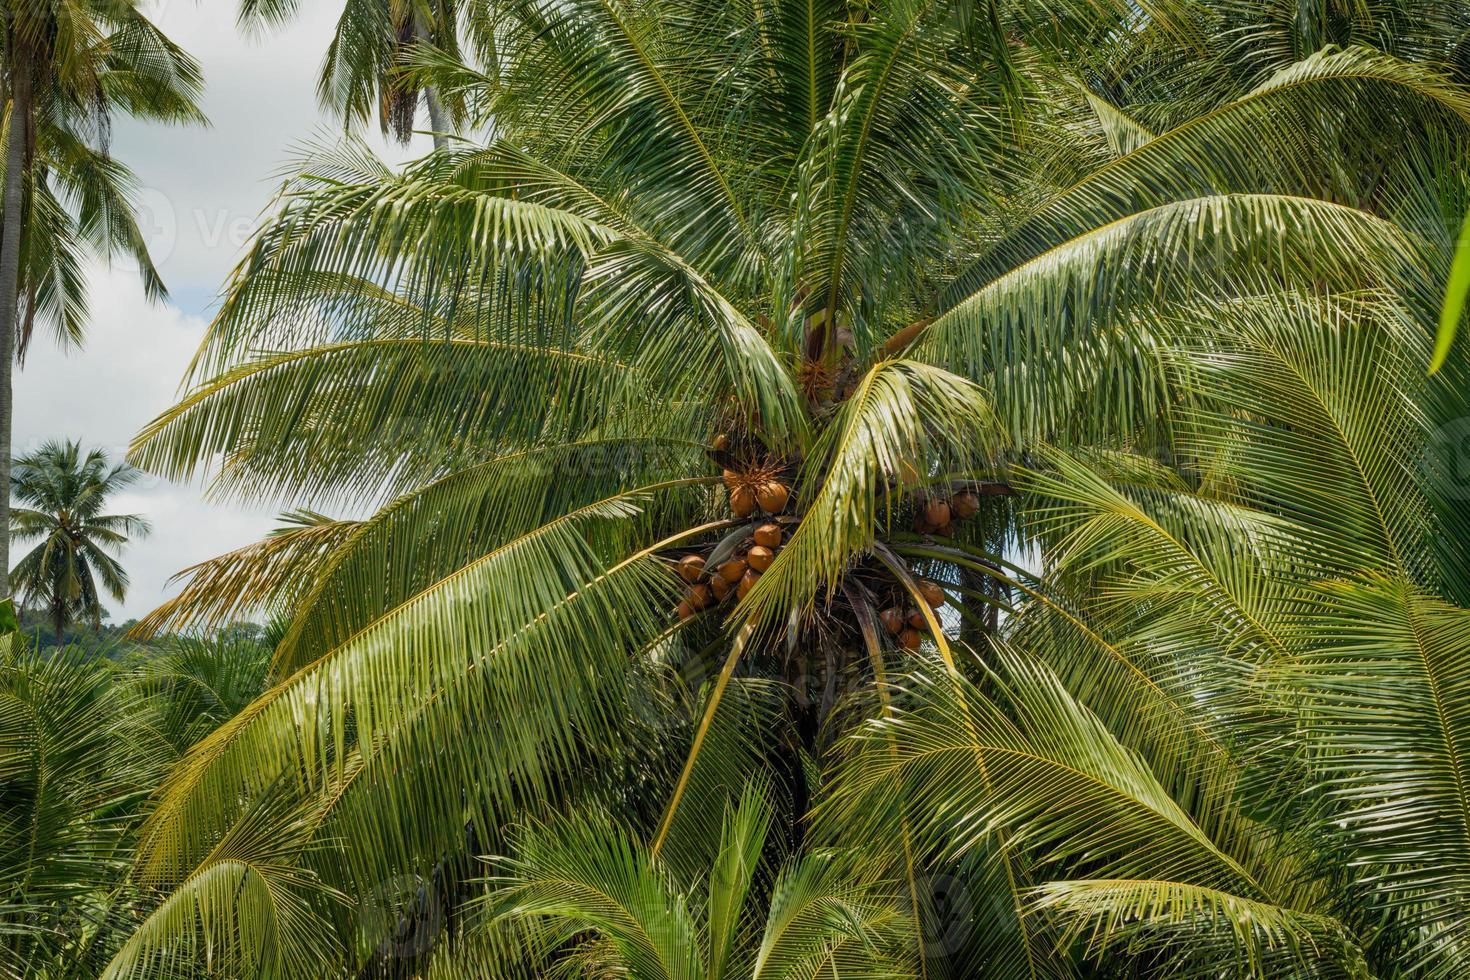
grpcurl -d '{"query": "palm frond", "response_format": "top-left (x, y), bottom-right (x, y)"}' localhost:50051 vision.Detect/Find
top-left (1268, 577), bottom-right (1470, 978)
top-left (129, 512), bottom-right (361, 640)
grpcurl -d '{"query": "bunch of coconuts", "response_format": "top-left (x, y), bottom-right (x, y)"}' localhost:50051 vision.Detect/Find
top-left (670, 433), bottom-right (970, 647)
top-left (911, 488), bottom-right (981, 536)
top-left (673, 529), bottom-right (948, 654)
top-left (877, 578), bottom-right (947, 650)
top-left (722, 464), bottom-right (790, 519)
top-left (673, 522), bottom-right (785, 620)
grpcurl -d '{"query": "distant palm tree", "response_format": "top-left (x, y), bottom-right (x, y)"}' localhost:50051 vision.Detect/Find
top-left (0, 634), bottom-right (271, 977)
top-left (10, 441), bottom-right (150, 642)
top-left (477, 786), bottom-right (911, 980)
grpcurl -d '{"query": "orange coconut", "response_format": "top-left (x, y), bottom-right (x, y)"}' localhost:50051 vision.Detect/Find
top-left (747, 545), bottom-right (775, 572)
top-left (730, 485), bottom-right (757, 517)
top-left (753, 523), bottom-right (783, 548)
top-left (737, 568), bottom-right (761, 599)
top-left (879, 608), bottom-right (905, 636)
top-left (678, 554), bottom-right (706, 583)
top-left (718, 559), bottom-right (748, 583)
top-left (757, 481), bottom-right (789, 513)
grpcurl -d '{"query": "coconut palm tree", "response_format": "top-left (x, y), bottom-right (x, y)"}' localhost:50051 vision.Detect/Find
top-left (0, 2), bottom-right (204, 605)
top-left (107, 0), bottom-right (1470, 976)
top-left (9, 441), bottom-right (150, 643)
top-left (0, 646), bottom-right (159, 980)
top-left (238, 0), bottom-right (466, 148)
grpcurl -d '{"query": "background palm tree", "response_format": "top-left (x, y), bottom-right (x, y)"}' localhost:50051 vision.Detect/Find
top-left (477, 784), bottom-right (912, 979)
top-left (90, 0), bottom-right (1470, 976)
top-left (10, 440), bottom-right (150, 643)
top-left (238, 0), bottom-right (466, 148)
top-left (0, 1), bottom-right (204, 604)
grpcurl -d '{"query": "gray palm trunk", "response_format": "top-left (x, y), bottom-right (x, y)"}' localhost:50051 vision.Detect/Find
top-left (0, 60), bottom-right (31, 599)
top-left (425, 86), bottom-right (449, 150)
top-left (407, 15), bottom-right (450, 151)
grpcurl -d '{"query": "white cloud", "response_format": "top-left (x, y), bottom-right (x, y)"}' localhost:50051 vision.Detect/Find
top-left (113, 3), bottom-right (434, 301)
top-left (14, 268), bottom-right (280, 622)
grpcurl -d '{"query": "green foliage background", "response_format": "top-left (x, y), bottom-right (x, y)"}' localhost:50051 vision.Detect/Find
top-left (8, 0), bottom-right (1470, 977)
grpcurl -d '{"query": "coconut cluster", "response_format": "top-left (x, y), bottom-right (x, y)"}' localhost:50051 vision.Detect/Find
top-left (722, 463), bottom-right (790, 519)
top-left (876, 579), bottom-right (946, 650)
top-left (910, 488), bottom-right (981, 536)
top-left (671, 525), bottom-right (948, 655)
top-left (666, 435), bottom-right (985, 653)
top-left (672, 522), bottom-right (786, 620)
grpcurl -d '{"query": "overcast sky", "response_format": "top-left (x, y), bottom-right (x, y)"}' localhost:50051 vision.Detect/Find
top-left (13, 3), bottom-right (433, 621)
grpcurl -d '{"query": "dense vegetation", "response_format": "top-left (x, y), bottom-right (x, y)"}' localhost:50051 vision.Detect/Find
top-left (0, 635), bottom-right (273, 978)
top-left (7, 0), bottom-right (1470, 977)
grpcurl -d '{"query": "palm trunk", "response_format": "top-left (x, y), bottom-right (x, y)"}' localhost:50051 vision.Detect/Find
top-left (408, 14), bottom-right (451, 151)
top-left (425, 86), bottom-right (449, 151)
top-left (0, 58), bottom-right (32, 600)
top-left (958, 563), bottom-right (987, 649)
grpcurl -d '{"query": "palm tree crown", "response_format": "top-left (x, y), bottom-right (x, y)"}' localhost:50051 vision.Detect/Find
top-left (1, 1), bottom-right (204, 353)
top-left (10, 440), bottom-right (150, 641)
